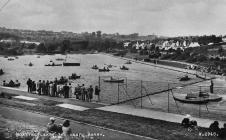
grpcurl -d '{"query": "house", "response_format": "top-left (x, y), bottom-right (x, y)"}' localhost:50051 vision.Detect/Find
top-left (189, 42), bottom-right (200, 48)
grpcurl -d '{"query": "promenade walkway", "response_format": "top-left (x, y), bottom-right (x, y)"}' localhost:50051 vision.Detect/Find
top-left (97, 104), bottom-right (226, 128)
top-left (1, 86), bottom-right (226, 129)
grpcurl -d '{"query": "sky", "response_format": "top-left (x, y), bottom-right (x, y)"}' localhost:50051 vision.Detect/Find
top-left (0, 0), bottom-right (226, 36)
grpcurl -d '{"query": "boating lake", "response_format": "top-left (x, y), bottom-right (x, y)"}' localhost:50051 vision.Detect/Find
top-left (0, 53), bottom-right (196, 90)
top-left (2, 53), bottom-right (226, 120)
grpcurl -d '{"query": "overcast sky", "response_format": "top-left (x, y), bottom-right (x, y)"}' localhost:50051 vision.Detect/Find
top-left (0, 0), bottom-right (226, 36)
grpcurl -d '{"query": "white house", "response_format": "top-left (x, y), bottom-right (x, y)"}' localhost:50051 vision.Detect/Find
top-left (189, 42), bottom-right (200, 48)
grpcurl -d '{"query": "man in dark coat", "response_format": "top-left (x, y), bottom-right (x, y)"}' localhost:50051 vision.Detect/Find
top-left (27, 78), bottom-right (32, 93)
top-left (63, 84), bottom-right (69, 98)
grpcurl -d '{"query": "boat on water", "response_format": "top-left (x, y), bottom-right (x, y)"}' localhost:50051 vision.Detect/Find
top-left (63, 62), bottom-right (80, 66)
top-left (125, 60), bottom-right (132, 64)
top-left (104, 77), bottom-right (124, 83)
top-left (120, 65), bottom-right (129, 70)
top-left (56, 77), bottom-right (68, 84)
top-left (4, 56), bottom-right (8, 58)
top-left (63, 55), bottom-right (81, 66)
top-left (3, 80), bottom-right (21, 87)
top-left (8, 58), bottom-right (14, 61)
top-left (91, 65), bottom-right (98, 69)
top-left (173, 92), bottom-right (222, 104)
top-left (37, 56), bottom-right (40, 58)
top-left (178, 75), bottom-right (190, 81)
top-left (99, 68), bottom-right (110, 72)
top-left (68, 73), bottom-right (81, 80)
top-left (56, 58), bottom-right (65, 61)
top-left (15, 56), bottom-right (19, 59)
top-left (45, 63), bottom-right (62, 66)
top-left (28, 62), bottom-right (33, 67)
top-left (0, 69), bottom-right (4, 75)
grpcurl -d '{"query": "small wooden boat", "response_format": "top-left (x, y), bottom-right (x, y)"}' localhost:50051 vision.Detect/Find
top-left (8, 58), bottom-right (14, 61)
top-left (173, 93), bottom-right (222, 104)
top-left (120, 66), bottom-right (129, 70)
top-left (28, 62), bottom-right (33, 67)
top-left (91, 65), bottom-right (98, 69)
top-left (0, 69), bottom-right (4, 75)
top-left (56, 58), bottom-right (65, 61)
top-left (37, 56), bottom-right (40, 58)
top-left (99, 68), bottom-right (110, 72)
top-left (179, 75), bottom-right (190, 81)
top-left (125, 60), bottom-right (132, 64)
top-left (63, 62), bottom-right (80, 66)
top-left (68, 73), bottom-right (81, 80)
top-left (3, 81), bottom-right (21, 87)
top-left (56, 77), bottom-right (68, 84)
top-left (173, 96), bottom-right (208, 104)
top-left (45, 63), bottom-right (62, 66)
top-left (104, 78), bottom-right (124, 83)
top-left (15, 56), bottom-right (19, 59)
top-left (4, 56), bottom-right (8, 58)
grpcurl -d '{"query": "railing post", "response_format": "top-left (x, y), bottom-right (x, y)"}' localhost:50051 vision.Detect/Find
top-left (141, 80), bottom-right (143, 108)
top-left (168, 83), bottom-right (170, 113)
top-left (118, 80), bottom-right (120, 104)
top-left (98, 76), bottom-right (100, 90)
top-left (199, 86), bottom-right (201, 117)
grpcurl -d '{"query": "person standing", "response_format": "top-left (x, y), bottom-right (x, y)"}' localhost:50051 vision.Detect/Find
top-left (49, 82), bottom-right (53, 97)
top-left (46, 80), bottom-right (50, 96)
top-left (27, 78), bottom-right (32, 93)
top-left (63, 84), bottom-right (69, 98)
top-left (37, 80), bottom-right (41, 95)
top-left (42, 80), bottom-right (46, 95)
top-left (32, 81), bottom-right (36, 93)
top-left (95, 86), bottom-right (100, 102)
top-left (210, 79), bottom-right (214, 93)
top-left (88, 85), bottom-right (93, 102)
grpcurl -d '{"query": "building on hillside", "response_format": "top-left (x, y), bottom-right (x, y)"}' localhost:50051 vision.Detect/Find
top-left (189, 42), bottom-right (200, 48)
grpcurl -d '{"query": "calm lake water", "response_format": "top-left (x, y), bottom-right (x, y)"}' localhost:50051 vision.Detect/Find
top-left (2, 54), bottom-right (226, 119)
top-left (0, 54), bottom-right (191, 90)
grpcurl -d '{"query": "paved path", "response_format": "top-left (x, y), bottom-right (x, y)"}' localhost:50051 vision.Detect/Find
top-left (0, 106), bottom-right (154, 140)
top-left (97, 104), bottom-right (226, 128)
top-left (0, 86), bottom-right (105, 109)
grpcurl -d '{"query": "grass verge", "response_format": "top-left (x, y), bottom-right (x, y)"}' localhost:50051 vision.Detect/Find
top-left (0, 97), bottom-right (222, 140)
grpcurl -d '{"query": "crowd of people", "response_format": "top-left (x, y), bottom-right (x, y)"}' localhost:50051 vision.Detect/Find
top-left (26, 78), bottom-right (101, 102)
top-left (181, 114), bottom-right (226, 138)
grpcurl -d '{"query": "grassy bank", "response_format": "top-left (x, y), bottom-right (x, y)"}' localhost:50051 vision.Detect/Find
top-left (0, 95), bottom-right (222, 140)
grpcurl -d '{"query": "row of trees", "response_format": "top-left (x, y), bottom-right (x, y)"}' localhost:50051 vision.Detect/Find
top-left (35, 38), bottom-right (122, 53)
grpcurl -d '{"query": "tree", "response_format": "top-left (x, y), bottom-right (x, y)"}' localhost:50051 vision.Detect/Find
top-left (37, 43), bottom-right (46, 52)
top-left (91, 32), bottom-right (96, 37)
top-left (61, 40), bottom-right (70, 53)
top-left (96, 31), bottom-right (102, 38)
top-left (218, 46), bottom-right (224, 56)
